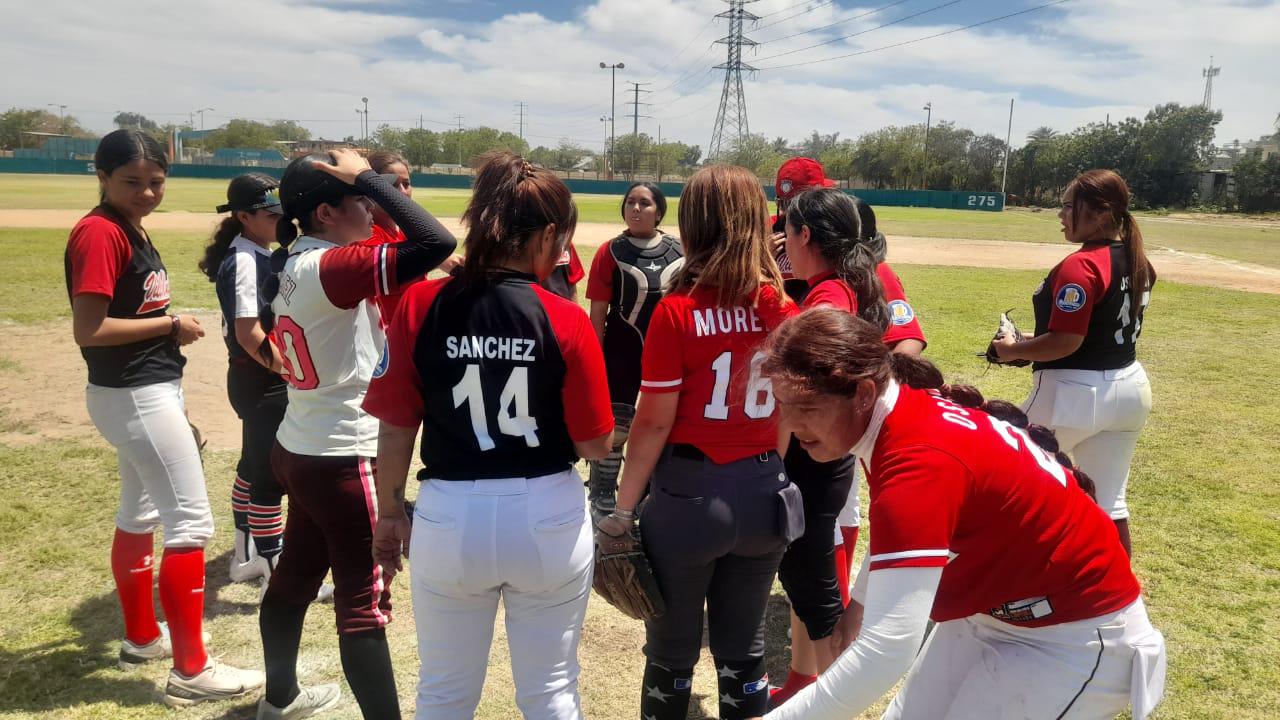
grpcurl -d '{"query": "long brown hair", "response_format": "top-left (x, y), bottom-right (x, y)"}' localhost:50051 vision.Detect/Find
top-left (368, 150), bottom-right (408, 174)
top-left (671, 164), bottom-right (784, 305)
top-left (761, 307), bottom-right (1098, 498)
top-left (461, 151), bottom-right (577, 285)
top-left (1069, 169), bottom-right (1155, 322)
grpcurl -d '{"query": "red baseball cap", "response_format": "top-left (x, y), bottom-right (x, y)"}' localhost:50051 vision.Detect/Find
top-left (775, 157), bottom-right (835, 200)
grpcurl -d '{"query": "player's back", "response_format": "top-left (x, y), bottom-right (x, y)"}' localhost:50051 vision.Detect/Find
top-left (271, 237), bottom-right (383, 456)
top-left (409, 272), bottom-right (592, 480)
top-left (641, 284), bottom-right (796, 463)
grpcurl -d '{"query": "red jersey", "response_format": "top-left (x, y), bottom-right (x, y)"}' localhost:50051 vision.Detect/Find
top-left (640, 284), bottom-right (797, 463)
top-left (360, 224), bottom-right (418, 326)
top-left (801, 265), bottom-right (926, 350)
top-left (877, 263), bottom-right (925, 348)
top-left (862, 383), bottom-right (1140, 627)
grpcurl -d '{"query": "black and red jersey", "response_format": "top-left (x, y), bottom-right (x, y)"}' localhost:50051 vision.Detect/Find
top-left (1032, 241), bottom-right (1152, 372)
top-left (586, 233), bottom-right (684, 404)
top-left (364, 271), bottom-right (613, 480)
top-left (64, 205), bottom-right (185, 388)
top-left (541, 243), bottom-right (585, 300)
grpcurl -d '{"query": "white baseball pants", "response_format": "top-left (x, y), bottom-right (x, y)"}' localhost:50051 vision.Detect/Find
top-left (883, 598), bottom-right (1166, 719)
top-left (85, 379), bottom-right (214, 547)
top-left (1023, 362), bottom-right (1152, 520)
top-left (409, 468), bottom-right (593, 720)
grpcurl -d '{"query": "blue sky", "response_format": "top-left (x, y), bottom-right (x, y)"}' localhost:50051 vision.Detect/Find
top-left (3, 0), bottom-right (1276, 152)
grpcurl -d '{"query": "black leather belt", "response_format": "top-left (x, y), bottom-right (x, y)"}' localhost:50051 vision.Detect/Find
top-left (670, 444), bottom-right (775, 464)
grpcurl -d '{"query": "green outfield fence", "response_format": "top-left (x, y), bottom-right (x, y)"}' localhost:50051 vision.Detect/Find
top-left (0, 157), bottom-right (1005, 212)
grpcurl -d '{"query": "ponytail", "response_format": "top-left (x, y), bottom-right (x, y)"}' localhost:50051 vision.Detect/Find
top-left (887, 352), bottom-right (944, 390)
top-left (1120, 209), bottom-right (1155, 324)
top-left (787, 188), bottom-right (890, 332)
top-left (259, 214), bottom-right (302, 335)
top-left (1068, 170), bottom-right (1155, 324)
top-left (198, 217), bottom-right (243, 282)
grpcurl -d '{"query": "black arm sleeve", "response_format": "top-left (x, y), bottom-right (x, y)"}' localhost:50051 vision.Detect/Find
top-left (354, 170), bottom-right (457, 286)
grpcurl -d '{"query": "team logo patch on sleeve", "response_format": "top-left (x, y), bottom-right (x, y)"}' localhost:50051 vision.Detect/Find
top-left (1055, 283), bottom-right (1087, 312)
top-left (743, 678), bottom-right (769, 694)
top-left (888, 299), bottom-right (915, 325)
top-left (372, 345), bottom-right (390, 378)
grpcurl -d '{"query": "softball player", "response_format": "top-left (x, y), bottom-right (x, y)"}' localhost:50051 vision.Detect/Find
top-left (255, 149), bottom-right (457, 719)
top-left (598, 164), bottom-right (801, 720)
top-left (769, 188), bottom-right (890, 707)
top-left (199, 174), bottom-right (287, 585)
top-left (584, 182), bottom-right (684, 516)
top-left (542, 241), bottom-right (585, 300)
top-left (760, 308), bottom-right (1166, 720)
top-left (366, 152), bottom-right (614, 720)
top-left (992, 169), bottom-right (1155, 556)
top-left (67, 129), bottom-right (263, 706)
top-left (362, 151), bottom-right (464, 326)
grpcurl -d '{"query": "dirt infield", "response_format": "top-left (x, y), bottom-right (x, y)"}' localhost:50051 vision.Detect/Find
top-left (3, 206), bottom-right (1275, 449)
top-left (6, 208), bottom-right (1278, 294)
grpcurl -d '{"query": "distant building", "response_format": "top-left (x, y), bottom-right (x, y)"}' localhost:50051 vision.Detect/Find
top-left (279, 139), bottom-right (356, 156)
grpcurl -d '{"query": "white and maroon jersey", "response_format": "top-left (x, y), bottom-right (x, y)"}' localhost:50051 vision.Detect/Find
top-left (64, 205), bottom-right (184, 388)
top-left (364, 271), bottom-right (612, 479)
top-left (1032, 241), bottom-right (1152, 371)
top-left (641, 284), bottom-right (797, 463)
top-left (270, 235), bottom-right (403, 457)
top-left (859, 382), bottom-right (1140, 627)
top-left (359, 223), bottom-right (415, 327)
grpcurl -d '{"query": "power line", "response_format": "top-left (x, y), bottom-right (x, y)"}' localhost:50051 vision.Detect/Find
top-left (756, 0), bottom-right (913, 44)
top-left (755, 0), bottom-right (837, 21)
top-left (752, 0), bottom-right (962, 63)
top-left (643, 15), bottom-right (719, 83)
top-left (755, 0), bottom-right (1071, 70)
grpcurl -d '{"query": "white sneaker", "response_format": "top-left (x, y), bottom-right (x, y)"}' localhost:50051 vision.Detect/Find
top-left (230, 529), bottom-right (269, 583)
top-left (118, 622), bottom-right (213, 670)
top-left (163, 658), bottom-right (265, 707)
top-left (257, 683), bottom-right (341, 719)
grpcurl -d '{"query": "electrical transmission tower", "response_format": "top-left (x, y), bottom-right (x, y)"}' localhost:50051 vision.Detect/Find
top-left (1202, 56), bottom-right (1220, 110)
top-left (625, 82), bottom-right (653, 178)
top-left (708, 0), bottom-right (759, 160)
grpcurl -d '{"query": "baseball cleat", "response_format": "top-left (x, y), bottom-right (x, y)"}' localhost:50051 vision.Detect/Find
top-left (256, 683), bottom-right (341, 719)
top-left (163, 658), bottom-right (264, 707)
top-left (118, 622), bottom-right (213, 670)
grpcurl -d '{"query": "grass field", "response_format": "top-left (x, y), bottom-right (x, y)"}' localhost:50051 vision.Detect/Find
top-left (2, 174), bottom-right (1276, 268)
top-left (0, 226), bottom-right (1277, 718)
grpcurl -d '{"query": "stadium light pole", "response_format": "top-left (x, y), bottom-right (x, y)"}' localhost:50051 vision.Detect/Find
top-left (1001, 98), bottom-right (1014, 197)
top-left (600, 62), bottom-right (624, 178)
top-left (600, 115), bottom-right (610, 178)
top-left (196, 107), bottom-right (213, 131)
top-left (362, 97), bottom-right (370, 143)
top-left (921, 102), bottom-right (932, 190)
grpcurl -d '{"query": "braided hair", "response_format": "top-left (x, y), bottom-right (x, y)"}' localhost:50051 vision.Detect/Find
top-left (762, 307), bottom-right (1097, 499)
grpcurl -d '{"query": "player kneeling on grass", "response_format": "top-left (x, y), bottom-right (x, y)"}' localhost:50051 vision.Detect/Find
top-left (365, 152), bottom-right (614, 720)
top-left (256, 149), bottom-right (457, 719)
top-left (67, 129), bottom-right (264, 707)
top-left (751, 307), bottom-right (1166, 720)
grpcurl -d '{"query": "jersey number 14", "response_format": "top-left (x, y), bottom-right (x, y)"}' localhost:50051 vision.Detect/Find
top-left (452, 364), bottom-right (540, 451)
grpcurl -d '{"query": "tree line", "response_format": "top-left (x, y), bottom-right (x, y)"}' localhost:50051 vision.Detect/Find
top-left (3, 102), bottom-right (1276, 211)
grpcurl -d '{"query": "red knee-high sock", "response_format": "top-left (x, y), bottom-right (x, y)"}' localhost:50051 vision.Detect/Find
top-left (840, 526), bottom-right (859, 576)
top-left (112, 529), bottom-right (161, 646)
top-left (159, 547), bottom-right (208, 676)
top-left (834, 542), bottom-right (851, 608)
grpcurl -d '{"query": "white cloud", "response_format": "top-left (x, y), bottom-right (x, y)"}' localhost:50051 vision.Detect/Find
top-left (0, 0), bottom-right (1275, 151)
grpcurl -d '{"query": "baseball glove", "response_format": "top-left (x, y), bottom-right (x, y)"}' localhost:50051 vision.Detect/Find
top-left (592, 516), bottom-right (665, 621)
top-left (980, 309), bottom-right (1032, 367)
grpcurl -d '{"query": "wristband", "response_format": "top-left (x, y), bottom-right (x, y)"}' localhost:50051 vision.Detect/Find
top-left (613, 507), bottom-right (637, 521)
top-left (168, 315), bottom-right (181, 340)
